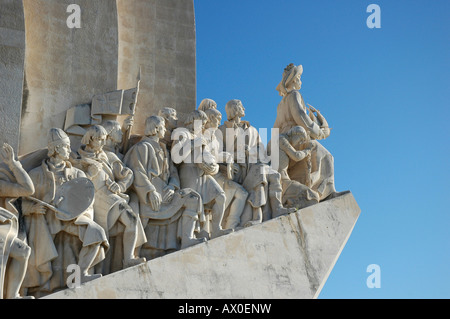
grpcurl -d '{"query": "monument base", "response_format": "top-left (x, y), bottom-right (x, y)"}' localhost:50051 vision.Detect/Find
top-left (44, 192), bottom-right (360, 299)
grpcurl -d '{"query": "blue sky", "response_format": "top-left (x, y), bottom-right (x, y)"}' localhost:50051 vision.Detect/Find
top-left (194, 0), bottom-right (450, 299)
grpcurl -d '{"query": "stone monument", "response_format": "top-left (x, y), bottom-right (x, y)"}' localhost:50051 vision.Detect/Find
top-left (0, 1), bottom-right (360, 299)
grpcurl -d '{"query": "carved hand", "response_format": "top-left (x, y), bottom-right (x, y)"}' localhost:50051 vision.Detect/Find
top-left (148, 190), bottom-right (162, 211)
top-left (32, 203), bottom-right (47, 215)
top-left (0, 143), bottom-right (16, 167)
top-left (108, 181), bottom-right (121, 194)
top-left (199, 162), bottom-right (218, 175)
top-left (123, 115), bottom-right (134, 130)
top-left (162, 186), bottom-right (175, 203)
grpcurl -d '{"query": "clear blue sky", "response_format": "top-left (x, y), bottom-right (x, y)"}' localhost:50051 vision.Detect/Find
top-left (194, 0), bottom-right (450, 299)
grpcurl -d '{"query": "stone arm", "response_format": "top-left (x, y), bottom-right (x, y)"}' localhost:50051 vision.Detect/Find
top-left (0, 162), bottom-right (34, 198)
top-left (279, 136), bottom-right (310, 163)
top-left (111, 160), bottom-right (134, 193)
top-left (288, 91), bottom-right (326, 140)
top-left (308, 105), bottom-right (331, 139)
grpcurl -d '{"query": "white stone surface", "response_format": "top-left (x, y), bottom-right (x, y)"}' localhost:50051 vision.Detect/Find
top-left (0, 0), bottom-right (25, 153)
top-left (45, 192), bottom-right (360, 299)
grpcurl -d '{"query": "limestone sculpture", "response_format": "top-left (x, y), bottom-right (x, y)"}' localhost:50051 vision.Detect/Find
top-left (123, 116), bottom-right (206, 260)
top-left (0, 143), bottom-right (34, 299)
top-left (218, 100), bottom-right (295, 226)
top-left (0, 56), bottom-right (348, 298)
top-left (76, 125), bottom-right (146, 274)
top-left (172, 110), bottom-right (233, 239)
top-left (202, 108), bottom-right (249, 230)
top-left (102, 117), bottom-right (134, 161)
top-left (22, 128), bottom-right (109, 297)
top-left (158, 107), bottom-right (179, 149)
top-left (277, 126), bottom-right (320, 209)
top-left (273, 63), bottom-right (341, 201)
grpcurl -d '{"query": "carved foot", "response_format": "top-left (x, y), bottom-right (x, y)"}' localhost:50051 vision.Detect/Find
top-left (243, 220), bottom-right (261, 228)
top-left (123, 257), bottom-right (147, 269)
top-left (196, 229), bottom-right (210, 240)
top-left (321, 190), bottom-right (350, 202)
top-left (14, 295), bottom-right (35, 299)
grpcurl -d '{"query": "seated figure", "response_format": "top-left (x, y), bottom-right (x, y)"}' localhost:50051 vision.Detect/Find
top-left (124, 116), bottom-right (206, 260)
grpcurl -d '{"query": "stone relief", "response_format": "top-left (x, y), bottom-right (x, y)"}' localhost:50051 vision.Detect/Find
top-left (0, 63), bottom-right (345, 298)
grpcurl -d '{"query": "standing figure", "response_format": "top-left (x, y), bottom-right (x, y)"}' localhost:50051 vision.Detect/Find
top-left (219, 100), bottom-right (295, 226)
top-left (77, 125), bottom-right (146, 274)
top-left (22, 129), bottom-right (108, 297)
top-left (124, 116), bottom-right (206, 260)
top-left (203, 108), bottom-right (248, 230)
top-left (277, 126), bottom-right (320, 209)
top-left (274, 63), bottom-right (342, 201)
top-left (172, 110), bottom-right (233, 239)
top-left (0, 143), bottom-right (34, 299)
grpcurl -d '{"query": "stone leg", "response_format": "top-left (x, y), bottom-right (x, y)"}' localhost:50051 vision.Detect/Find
top-left (223, 185), bottom-right (248, 230)
top-left (268, 171), bottom-right (296, 218)
top-left (78, 244), bottom-right (102, 283)
top-left (5, 238), bottom-right (32, 299)
top-left (210, 193), bottom-right (233, 239)
top-left (180, 193), bottom-right (206, 249)
top-left (180, 214), bottom-right (206, 249)
top-left (117, 205), bottom-right (146, 268)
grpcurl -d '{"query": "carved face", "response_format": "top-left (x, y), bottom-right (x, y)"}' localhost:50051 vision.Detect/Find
top-left (110, 125), bottom-right (123, 144)
top-left (157, 123), bottom-right (167, 139)
top-left (291, 134), bottom-right (306, 147)
top-left (166, 113), bottom-right (178, 130)
top-left (207, 114), bottom-right (221, 129)
top-left (90, 135), bottom-right (106, 151)
top-left (292, 74), bottom-right (302, 90)
top-left (55, 143), bottom-right (71, 160)
top-left (237, 104), bottom-right (245, 118)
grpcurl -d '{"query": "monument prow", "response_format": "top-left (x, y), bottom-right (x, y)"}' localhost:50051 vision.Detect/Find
top-left (45, 192), bottom-right (360, 299)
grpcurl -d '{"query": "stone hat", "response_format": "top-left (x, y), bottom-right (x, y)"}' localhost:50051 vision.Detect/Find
top-left (276, 63), bottom-right (303, 96)
top-left (48, 128), bottom-right (70, 148)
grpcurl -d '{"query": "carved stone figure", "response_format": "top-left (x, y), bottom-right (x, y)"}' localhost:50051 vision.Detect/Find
top-left (102, 119), bottom-right (131, 161)
top-left (0, 143), bottom-right (34, 299)
top-left (22, 129), bottom-right (108, 297)
top-left (219, 100), bottom-right (295, 226)
top-left (203, 108), bottom-right (248, 230)
top-left (277, 126), bottom-right (320, 209)
top-left (273, 63), bottom-right (340, 201)
top-left (172, 110), bottom-right (233, 239)
top-left (123, 116), bottom-right (206, 260)
top-left (198, 98), bottom-right (217, 112)
top-left (77, 125), bottom-right (146, 274)
top-left (158, 107), bottom-right (179, 149)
